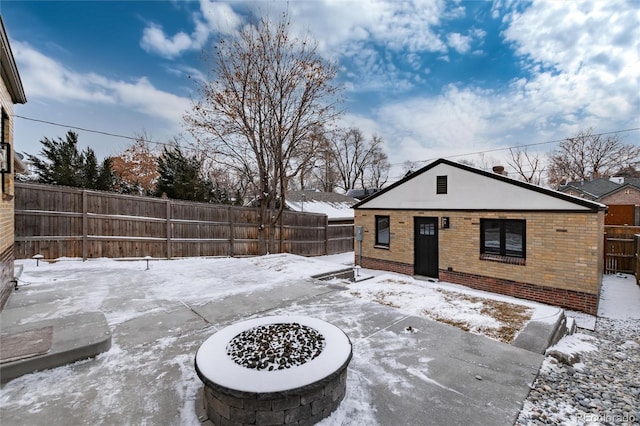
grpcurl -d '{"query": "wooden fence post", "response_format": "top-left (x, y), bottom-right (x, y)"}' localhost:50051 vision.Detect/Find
top-left (82, 190), bottom-right (88, 261)
top-left (228, 206), bottom-right (234, 257)
top-left (166, 199), bottom-right (172, 259)
top-left (324, 215), bottom-right (329, 255)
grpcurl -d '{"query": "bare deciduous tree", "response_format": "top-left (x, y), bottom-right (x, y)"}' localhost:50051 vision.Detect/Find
top-left (547, 128), bottom-right (640, 188)
top-left (365, 139), bottom-right (390, 189)
top-left (506, 147), bottom-right (544, 185)
top-left (331, 128), bottom-right (389, 191)
top-left (185, 14), bottom-right (341, 253)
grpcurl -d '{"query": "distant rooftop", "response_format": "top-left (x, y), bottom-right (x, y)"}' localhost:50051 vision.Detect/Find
top-left (286, 191), bottom-right (358, 221)
top-left (559, 177), bottom-right (640, 199)
top-left (345, 188), bottom-right (381, 200)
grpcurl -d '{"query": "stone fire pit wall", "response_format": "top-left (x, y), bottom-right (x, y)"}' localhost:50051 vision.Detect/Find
top-left (195, 316), bottom-right (352, 426)
top-left (202, 358), bottom-right (349, 425)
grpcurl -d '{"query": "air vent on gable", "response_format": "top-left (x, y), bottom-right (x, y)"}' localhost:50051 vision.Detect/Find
top-left (436, 175), bottom-right (447, 194)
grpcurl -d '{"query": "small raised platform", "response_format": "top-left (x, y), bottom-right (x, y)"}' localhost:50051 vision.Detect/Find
top-left (195, 316), bottom-right (352, 425)
top-left (0, 312), bottom-right (112, 383)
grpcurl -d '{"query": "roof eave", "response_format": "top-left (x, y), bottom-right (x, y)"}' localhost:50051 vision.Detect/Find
top-left (354, 158), bottom-right (606, 212)
top-left (0, 17), bottom-right (27, 104)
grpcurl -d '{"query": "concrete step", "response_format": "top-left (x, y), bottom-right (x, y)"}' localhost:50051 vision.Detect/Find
top-left (512, 308), bottom-right (569, 354)
top-left (312, 267), bottom-right (355, 281)
top-left (0, 312), bottom-right (111, 383)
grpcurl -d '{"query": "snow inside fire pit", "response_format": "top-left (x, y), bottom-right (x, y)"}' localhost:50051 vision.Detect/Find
top-left (226, 323), bottom-right (325, 371)
top-left (195, 316), bottom-right (352, 425)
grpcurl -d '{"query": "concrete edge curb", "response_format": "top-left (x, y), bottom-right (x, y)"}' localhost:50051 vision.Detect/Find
top-left (0, 312), bottom-right (112, 383)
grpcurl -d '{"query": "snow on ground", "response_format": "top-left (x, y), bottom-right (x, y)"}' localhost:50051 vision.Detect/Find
top-left (12, 254), bottom-right (348, 326)
top-left (516, 274), bottom-right (640, 426)
top-left (598, 273), bottom-right (640, 319)
top-left (564, 310), bottom-right (596, 331)
top-left (4, 253), bottom-right (640, 425)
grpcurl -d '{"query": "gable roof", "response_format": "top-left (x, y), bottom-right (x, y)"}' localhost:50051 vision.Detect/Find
top-left (354, 158), bottom-right (606, 212)
top-left (560, 178), bottom-right (625, 198)
top-left (286, 191), bottom-right (357, 220)
top-left (0, 17), bottom-right (26, 104)
top-left (560, 178), bottom-right (640, 201)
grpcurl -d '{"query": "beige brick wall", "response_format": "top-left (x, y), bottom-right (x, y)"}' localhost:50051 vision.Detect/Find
top-left (0, 77), bottom-right (16, 308)
top-left (1, 77), bottom-right (16, 251)
top-left (355, 209), bottom-right (604, 296)
top-left (601, 187), bottom-right (640, 205)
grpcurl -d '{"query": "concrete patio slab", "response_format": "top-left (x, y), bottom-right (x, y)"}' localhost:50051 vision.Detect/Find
top-left (191, 279), bottom-right (336, 325)
top-left (0, 262), bottom-right (548, 425)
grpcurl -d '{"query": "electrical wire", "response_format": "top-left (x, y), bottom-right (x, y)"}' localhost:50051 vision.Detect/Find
top-left (14, 114), bottom-right (177, 148)
top-left (386, 127), bottom-right (640, 167)
top-left (14, 113), bottom-right (640, 170)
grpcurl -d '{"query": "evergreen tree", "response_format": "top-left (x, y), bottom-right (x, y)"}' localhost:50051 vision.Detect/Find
top-left (81, 148), bottom-right (99, 188)
top-left (27, 131), bottom-right (115, 190)
top-left (95, 158), bottom-right (116, 191)
top-left (155, 145), bottom-right (229, 203)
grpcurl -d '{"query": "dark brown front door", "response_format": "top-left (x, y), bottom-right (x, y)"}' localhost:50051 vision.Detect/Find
top-left (414, 217), bottom-right (438, 277)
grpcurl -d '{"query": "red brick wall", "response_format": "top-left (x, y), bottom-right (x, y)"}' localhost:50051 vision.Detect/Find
top-left (361, 255), bottom-right (599, 315)
top-left (360, 256), bottom-right (413, 276)
top-left (438, 269), bottom-right (598, 315)
top-left (0, 244), bottom-right (14, 310)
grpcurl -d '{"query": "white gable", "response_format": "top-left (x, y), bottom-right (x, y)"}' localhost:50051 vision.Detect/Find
top-left (359, 163), bottom-right (602, 211)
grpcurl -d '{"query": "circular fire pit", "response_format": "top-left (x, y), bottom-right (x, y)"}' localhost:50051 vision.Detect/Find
top-left (195, 316), bottom-right (352, 426)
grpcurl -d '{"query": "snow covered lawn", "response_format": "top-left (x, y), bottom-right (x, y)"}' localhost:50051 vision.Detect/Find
top-left (344, 273), bottom-right (559, 344)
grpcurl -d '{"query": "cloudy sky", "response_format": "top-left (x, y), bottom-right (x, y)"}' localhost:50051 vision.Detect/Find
top-left (4, 0), bottom-right (639, 182)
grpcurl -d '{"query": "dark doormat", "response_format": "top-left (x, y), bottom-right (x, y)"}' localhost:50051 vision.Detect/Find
top-left (0, 326), bottom-right (54, 364)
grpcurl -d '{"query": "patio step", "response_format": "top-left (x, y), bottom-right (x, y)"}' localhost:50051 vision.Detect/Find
top-left (512, 309), bottom-right (570, 354)
top-left (312, 268), bottom-right (355, 281)
top-left (0, 312), bottom-right (111, 383)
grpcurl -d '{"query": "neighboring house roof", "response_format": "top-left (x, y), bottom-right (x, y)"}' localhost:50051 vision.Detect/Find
top-left (345, 188), bottom-right (381, 200)
top-left (286, 191), bottom-right (358, 220)
top-left (559, 178), bottom-right (640, 202)
top-left (354, 158), bottom-right (606, 212)
top-left (559, 179), bottom-right (624, 198)
top-left (0, 16), bottom-right (27, 104)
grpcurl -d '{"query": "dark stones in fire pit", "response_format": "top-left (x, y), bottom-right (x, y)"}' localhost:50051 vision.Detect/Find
top-left (226, 323), bottom-right (325, 371)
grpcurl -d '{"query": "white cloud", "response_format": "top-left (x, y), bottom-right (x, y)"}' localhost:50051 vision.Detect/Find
top-left (502, 0), bottom-right (640, 124)
top-left (334, 0), bottom-right (639, 171)
top-left (140, 23), bottom-right (197, 59)
top-left (199, 0), bottom-right (242, 35)
top-left (13, 41), bottom-right (114, 104)
top-left (140, 0), bottom-right (242, 59)
top-left (284, 0), bottom-right (448, 54)
top-left (446, 33), bottom-right (472, 54)
top-left (14, 41), bottom-right (190, 124)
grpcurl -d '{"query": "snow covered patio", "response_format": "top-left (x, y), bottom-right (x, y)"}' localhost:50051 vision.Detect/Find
top-left (0, 253), bottom-right (583, 425)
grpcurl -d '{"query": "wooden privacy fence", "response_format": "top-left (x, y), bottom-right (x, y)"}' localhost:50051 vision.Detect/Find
top-left (604, 225), bottom-right (640, 275)
top-left (14, 183), bottom-right (354, 260)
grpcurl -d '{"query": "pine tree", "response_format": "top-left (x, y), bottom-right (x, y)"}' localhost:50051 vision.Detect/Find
top-left (155, 145), bottom-right (229, 203)
top-left (27, 131), bottom-right (115, 191)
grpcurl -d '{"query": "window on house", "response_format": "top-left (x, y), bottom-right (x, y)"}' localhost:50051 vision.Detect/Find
top-left (375, 215), bottom-right (390, 247)
top-left (480, 219), bottom-right (526, 259)
top-left (436, 175), bottom-right (447, 194)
